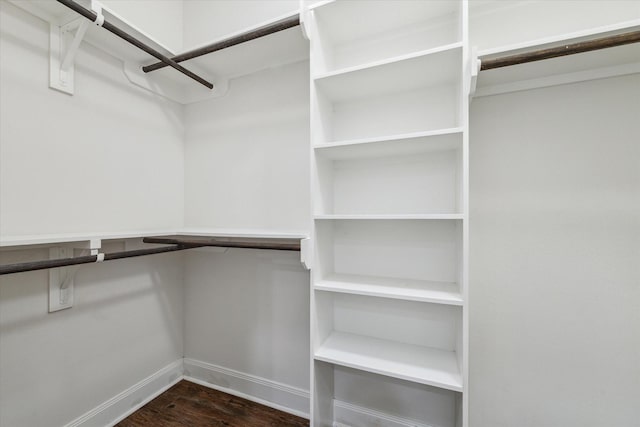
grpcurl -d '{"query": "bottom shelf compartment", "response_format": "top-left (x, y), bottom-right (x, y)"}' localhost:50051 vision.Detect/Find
top-left (314, 362), bottom-right (462, 427)
top-left (313, 291), bottom-right (463, 393)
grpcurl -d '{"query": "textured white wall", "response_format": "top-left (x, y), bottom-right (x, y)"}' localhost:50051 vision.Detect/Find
top-left (469, 74), bottom-right (640, 427)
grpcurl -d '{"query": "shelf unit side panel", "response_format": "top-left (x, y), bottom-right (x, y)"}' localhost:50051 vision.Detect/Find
top-left (313, 361), bottom-right (335, 427)
top-left (460, 1), bottom-right (470, 426)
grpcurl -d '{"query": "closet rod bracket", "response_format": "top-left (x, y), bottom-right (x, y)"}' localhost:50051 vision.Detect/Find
top-left (469, 47), bottom-right (480, 100)
top-left (50, 2), bottom-right (103, 95)
top-left (300, 238), bottom-right (312, 270)
top-left (298, 0), bottom-right (310, 41)
top-left (48, 239), bottom-right (102, 313)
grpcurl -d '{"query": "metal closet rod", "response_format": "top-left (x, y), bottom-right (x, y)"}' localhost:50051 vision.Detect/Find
top-left (0, 245), bottom-right (200, 276)
top-left (56, 0), bottom-right (214, 89)
top-left (143, 14), bottom-right (300, 73)
top-left (481, 29), bottom-right (640, 71)
top-left (0, 236), bottom-right (302, 275)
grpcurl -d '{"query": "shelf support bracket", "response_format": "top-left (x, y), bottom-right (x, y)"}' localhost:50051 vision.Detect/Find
top-left (469, 47), bottom-right (480, 101)
top-left (299, 0), bottom-right (310, 41)
top-left (49, 1), bottom-right (104, 95)
top-left (49, 239), bottom-right (101, 312)
top-left (300, 238), bottom-right (312, 270)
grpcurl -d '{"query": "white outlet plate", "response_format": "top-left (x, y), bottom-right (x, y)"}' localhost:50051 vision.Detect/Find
top-left (49, 247), bottom-right (74, 312)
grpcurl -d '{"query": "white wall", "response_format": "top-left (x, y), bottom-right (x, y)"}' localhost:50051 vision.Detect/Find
top-left (182, 59), bottom-right (311, 410)
top-left (183, 249), bottom-right (310, 395)
top-left (183, 60), bottom-right (310, 233)
top-left (101, 0), bottom-right (184, 52)
top-left (469, 74), bottom-right (640, 427)
top-left (0, 1), bottom-right (184, 239)
top-left (470, 0), bottom-right (640, 51)
top-left (0, 245), bottom-right (184, 427)
top-left (0, 3), bottom-right (185, 426)
top-left (182, 0), bottom-right (299, 48)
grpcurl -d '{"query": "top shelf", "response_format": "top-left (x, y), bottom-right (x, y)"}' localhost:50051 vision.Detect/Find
top-left (315, 44), bottom-right (462, 103)
top-left (476, 23), bottom-right (640, 97)
top-left (310, 0), bottom-right (462, 75)
top-left (0, 229), bottom-right (308, 249)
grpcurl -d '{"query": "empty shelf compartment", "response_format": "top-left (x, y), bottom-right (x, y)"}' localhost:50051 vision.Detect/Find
top-left (313, 130), bottom-right (463, 215)
top-left (311, 0), bottom-right (462, 74)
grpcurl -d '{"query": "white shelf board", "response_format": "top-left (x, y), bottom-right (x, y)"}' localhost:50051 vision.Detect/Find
top-left (314, 127), bottom-right (463, 150)
top-left (310, 0), bottom-right (460, 45)
top-left (477, 19), bottom-right (640, 58)
top-left (11, 0), bottom-right (176, 61)
top-left (315, 273), bottom-right (462, 305)
top-left (176, 228), bottom-right (309, 240)
top-left (476, 23), bottom-right (640, 96)
top-left (0, 228), bottom-right (308, 248)
top-left (314, 214), bottom-right (463, 220)
top-left (313, 42), bottom-right (463, 81)
top-left (307, 0), bottom-right (337, 12)
top-left (0, 229), bottom-right (176, 248)
top-left (314, 128), bottom-right (463, 160)
top-left (315, 332), bottom-right (463, 392)
top-left (315, 45), bottom-right (462, 102)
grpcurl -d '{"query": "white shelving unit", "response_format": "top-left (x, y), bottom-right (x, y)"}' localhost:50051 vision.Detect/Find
top-left (308, 1), bottom-right (469, 426)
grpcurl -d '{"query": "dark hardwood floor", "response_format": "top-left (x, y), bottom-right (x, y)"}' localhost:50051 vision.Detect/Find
top-left (117, 380), bottom-right (309, 427)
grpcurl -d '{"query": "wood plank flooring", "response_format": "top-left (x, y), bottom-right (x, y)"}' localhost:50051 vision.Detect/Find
top-left (117, 380), bottom-right (309, 427)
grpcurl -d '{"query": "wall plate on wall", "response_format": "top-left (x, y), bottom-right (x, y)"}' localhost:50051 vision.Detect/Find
top-left (49, 247), bottom-right (74, 312)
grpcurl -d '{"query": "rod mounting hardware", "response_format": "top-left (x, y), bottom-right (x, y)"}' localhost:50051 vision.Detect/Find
top-left (469, 47), bottom-right (480, 100)
top-left (49, 247), bottom-right (77, 312)
top-left (50, 1), bottom-right (104, 95)
top-left (299, 0), bottom-right (310, 41)
top-left (300, 238), bottom-right (312, 270)
top-left (48, 239), bottom-right (101, 312)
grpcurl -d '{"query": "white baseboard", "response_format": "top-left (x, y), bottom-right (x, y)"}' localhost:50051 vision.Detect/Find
top-left (183, 358), bottom-right (310, 419)
top-left (64, 360), bottom-right (184, 427)
top-left (62, 358), bottom-right (309, 427)
top-left (333, 400), bottom-right (433, 427)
